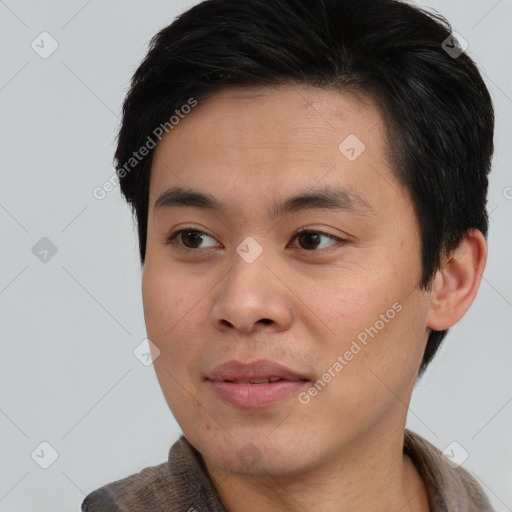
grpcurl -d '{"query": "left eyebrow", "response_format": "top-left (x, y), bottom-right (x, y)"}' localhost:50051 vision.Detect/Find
top-left (153, 185), bottom-right (374, 217)
top-left (268, 186), bottom-right (374, 217)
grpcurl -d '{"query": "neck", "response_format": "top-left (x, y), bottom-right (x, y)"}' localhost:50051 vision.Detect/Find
top-left (204, 424), bottom-right (429, 512)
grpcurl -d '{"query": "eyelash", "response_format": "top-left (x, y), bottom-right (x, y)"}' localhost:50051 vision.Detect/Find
top-left (165, 226), bottom-right (346, 253)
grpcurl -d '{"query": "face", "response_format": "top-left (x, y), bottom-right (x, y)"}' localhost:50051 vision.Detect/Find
top-left (143, 84), bottom-right (432, 477)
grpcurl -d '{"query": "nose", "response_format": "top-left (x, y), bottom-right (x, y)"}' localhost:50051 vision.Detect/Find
top-left (210, 247), bottom-right (293, 334)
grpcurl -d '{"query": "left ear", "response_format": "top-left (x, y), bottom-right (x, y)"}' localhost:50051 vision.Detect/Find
top-left (425, 229), bottom-right (487, 331)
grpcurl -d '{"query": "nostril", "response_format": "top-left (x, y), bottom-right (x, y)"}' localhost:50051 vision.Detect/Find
top-left (258, 318), bottom-right (273, 325)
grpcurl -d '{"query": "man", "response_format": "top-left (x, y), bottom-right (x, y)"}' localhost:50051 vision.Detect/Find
top-left (82, 0), bottom-right (494, 510)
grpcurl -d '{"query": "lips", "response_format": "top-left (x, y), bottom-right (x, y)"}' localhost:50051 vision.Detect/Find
top-left (206, 359), bottom-right (309, 408)
top-left (229, 377), bottom-right (282, 384)
top-left (206, 359), bottom-right (308, 383)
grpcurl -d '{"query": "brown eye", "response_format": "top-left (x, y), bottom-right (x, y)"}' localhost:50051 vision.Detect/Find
top-left (297, 232), bottom-right (322, 250)
top-left (292, 230), bottom-right (343, 251)
top-left (180, 230), bottom-right (205, 248)
top-left (166, 228), bottom-right (218, 249)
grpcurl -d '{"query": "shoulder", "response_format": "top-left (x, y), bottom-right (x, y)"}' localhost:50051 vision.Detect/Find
top-left (81, 436), bottom-right (227, 512)
top-left (81, 460), bottom-right (172, 511)
top-left (404, 430), bottom-right (494, 511)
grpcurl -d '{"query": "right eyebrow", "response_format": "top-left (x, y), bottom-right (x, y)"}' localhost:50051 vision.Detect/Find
top-left (154, 187), bottom-right (227, 214)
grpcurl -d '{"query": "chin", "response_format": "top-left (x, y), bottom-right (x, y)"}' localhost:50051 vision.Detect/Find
top-left (185, 425), bottom-right (320, 478)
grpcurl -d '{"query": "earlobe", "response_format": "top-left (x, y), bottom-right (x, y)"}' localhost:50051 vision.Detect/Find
top-left (426, 229), bottom-right (487, 331)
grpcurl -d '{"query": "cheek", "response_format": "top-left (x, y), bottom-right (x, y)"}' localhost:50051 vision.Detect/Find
top-left (289, 263), bottom-right (401, 345)
top-left (331, 292), bottom-right (427, 402)
top-left (142, 264), bottom-right (207, 425)
top-left (142, 264), bottom-right (197, 385)
top-left (142, 261), bottom-right (203, 339)
top-left (294, 260), bottom-right (426, 400)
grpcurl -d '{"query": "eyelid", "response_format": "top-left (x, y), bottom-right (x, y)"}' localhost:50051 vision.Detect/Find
top-left (294, 227), bottom-right (343, 239)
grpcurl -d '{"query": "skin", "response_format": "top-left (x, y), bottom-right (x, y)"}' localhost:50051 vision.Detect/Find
top-left (142, 84), bottom-right (487, 512)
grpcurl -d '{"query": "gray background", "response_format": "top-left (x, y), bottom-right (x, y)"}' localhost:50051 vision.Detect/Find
top-left (1, 0), bottom-right (511, 510)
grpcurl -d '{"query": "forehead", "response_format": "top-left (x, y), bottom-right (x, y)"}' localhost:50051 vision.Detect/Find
top-left (153, 84), bottom-right (384, 155)
top-left (149, 84), bottom-right (402, 214)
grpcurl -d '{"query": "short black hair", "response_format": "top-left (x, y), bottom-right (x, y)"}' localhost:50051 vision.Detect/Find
top-left (115, 0), bottom-right (494, 375)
